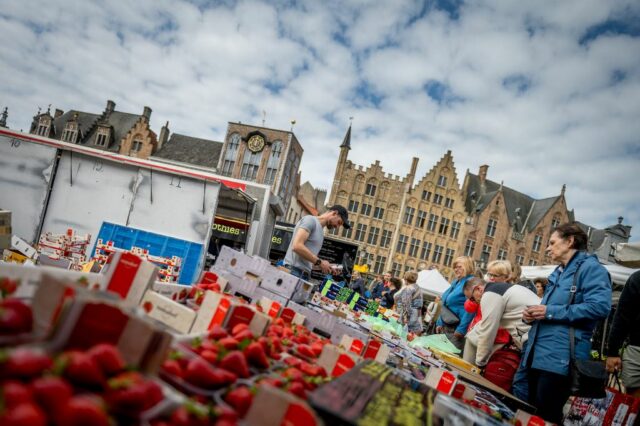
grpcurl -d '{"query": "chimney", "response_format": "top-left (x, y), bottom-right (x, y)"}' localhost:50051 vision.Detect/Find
top-left (105, 100), bottom-right (115, 114)
top-left (478, 165), bottom-right (489, 183)
top-left (407, 156), bottom-right (419, 188)
top-left (142, 106), bottom-right (152, 122)
top-left (54, 109), bottom-right (64, 118)
top-left (158, 121), bottom-right (170, 151)
top-left (618, 216), bottom-right (623, 225)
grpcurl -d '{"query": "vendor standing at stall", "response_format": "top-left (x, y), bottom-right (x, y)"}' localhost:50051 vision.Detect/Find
top-left (283, 205), bottom-right (351, 280)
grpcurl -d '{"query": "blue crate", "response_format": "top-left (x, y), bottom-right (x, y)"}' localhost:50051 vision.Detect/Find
top-left (93, 222), bottom-right (203, 284)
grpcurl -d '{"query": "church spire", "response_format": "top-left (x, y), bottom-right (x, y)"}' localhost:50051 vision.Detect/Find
top-left (340, 122), bottom-right (352, 150)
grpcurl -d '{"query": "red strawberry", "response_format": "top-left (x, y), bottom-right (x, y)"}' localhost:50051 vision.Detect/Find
top-left (184, 357), bottom-right (236, 389)
top-left (259, 377), bottom-right (284, 388)
top-left (0, 299), bottom-right (33, 335)
top-left (219, 337), bottom-right (239, 350)
top-left (294, 334), bottom-right (310, 345)
top-left (310, 342), bottom-right (324, 357)
top-left (282, 367), bottom-right (304, 383)
top-left (1, 402), bottom-right (46, 426)
top-left (212, 404), bottom-right (239, 423)
top-left (231, 323), bottom-right (249, 336)
top-left (233, 329), bottom-right (254, 342)
top-left (2, 349), bottom-right (52, 380)
top-left (283, 356), bottom-right (302, 368)
top-left (88, 343), bottom-right (125, 376)
top-left (296, 344), bottom-right (315, 359)
top-left (287, 381), bottom-right (306, 399)
top-left (200, 349), bottom-right (219, 365)
top-left (0, 278), bottom-right (18, 297)
top-left (142, 380), bottom-right (164, 410)
top-left (1, 380), bottom-right (33, 408)
top-left (161, 359), bottom-right (184, 378)
top-left (224, 386), bottom-right (253, 418)
top-left (301, 363), bottom-right (326, 378)
top-left (208, 325), bottom-right (228, 340)
top-left (269, 325), bottom-right (283, 336)
top-left (59, 351), bottom-right (105, 389)
top-left (274, 318), bottom-right (285, 326)
top-left (105, 374), bottom-right (162, 415)
top-left (244, 342), bottom-right (269, 369)
top-left (30, 376), bottom-right (73, 420)
top-left (219, 351), bottom-right (250, 378)
top-left (170, 404), bottom-right (210, 426)
top-left (59, 395), bottom-right (110, 426)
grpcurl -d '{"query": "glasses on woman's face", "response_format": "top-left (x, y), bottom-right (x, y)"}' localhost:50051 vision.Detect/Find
top-left (486, 272), bottom-right (507, 281)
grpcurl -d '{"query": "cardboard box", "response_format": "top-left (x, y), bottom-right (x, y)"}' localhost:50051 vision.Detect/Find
top-left (339, 335), bottom-right (365, 355)
top-left (151, 281), bottom-right (191, 303)
top-left (259, 267), bottom-right (300, 299)
top-left (140, 290), bottom-right (196, 334)
top-left (224, 304), bottom-right (271, 336)
top-left (214, 246), bottom-right (268, 279)
top-left (257, 296), bottom-right (283, 319)
top-left (101, 252), bottom-right (158, 306)
top-left (0, 262), bottom-right (106, 298)
top-left (424, 367), bottom-right (458, 395)
top-left (362, 339), bottom-right (391, 364)
top-left (279, 306), bottom-right (305, 325)
top-left (245, 384), bottom-right (320, 426)
top-left (222, 273), bottom-right (259, 302)
top-left (11, 235), bottom-right (38, 260)
top-left (190, 291), bottom-right (234, 333)
top-left (252, 286), bottom-right (289, 307)
top-left (514, 410), bottom-right (553, 426)
top-left (317, 344), bottom-right (360, 378)
top-left (286, 302), bottom-right (337, 339)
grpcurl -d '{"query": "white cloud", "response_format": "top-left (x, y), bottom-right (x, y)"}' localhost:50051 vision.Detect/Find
top-left (0, 0), bottom-right (639, 239)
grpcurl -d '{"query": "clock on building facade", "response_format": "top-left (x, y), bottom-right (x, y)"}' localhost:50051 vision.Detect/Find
top-left (247, 134), bottom-right (265, 153)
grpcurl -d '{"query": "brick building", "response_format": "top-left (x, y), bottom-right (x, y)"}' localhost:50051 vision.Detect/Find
top-left (29, 100), bottom-right (158, 159)
top-left (326, 125), bottom-right (468, 278)
top-left (216, 123), bottom-right (303, 214)
top-left (459, 165), bottom-right (572, 269)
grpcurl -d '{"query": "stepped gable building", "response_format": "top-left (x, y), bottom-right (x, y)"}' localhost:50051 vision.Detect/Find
top-left (152, 122), bottom-right (223, 170)
top-left (216, 122), bottom-right (303, 214)
top-left (459, 165), bottom-right (572, 269)
top-left (29, 100), bottom-right (158, 159)
top-left (327, 125), bottom-right (467, 278)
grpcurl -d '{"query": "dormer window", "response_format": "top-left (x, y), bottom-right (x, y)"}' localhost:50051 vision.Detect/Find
top-left (131, 137), bottom-right (143, 152)
top-left (62, 122), bottom-right (78, 143)
top-left (95, 127), bottom-right (110, 147)
top-left (37, 117), bottom-right (50, 136)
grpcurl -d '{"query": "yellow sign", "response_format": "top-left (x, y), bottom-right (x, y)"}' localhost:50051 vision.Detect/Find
top-left (353, 264), bottom-right (369, 273)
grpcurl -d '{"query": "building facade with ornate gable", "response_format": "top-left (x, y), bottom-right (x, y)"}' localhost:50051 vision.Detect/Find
top-left (459, 165), bottom-right (572, 269)
top-left (216, 123), bottom-right (303, 214)
top-left (326, 125), bottom-right (467, 278)
top-left (29, 100), bottom-right (158, 159)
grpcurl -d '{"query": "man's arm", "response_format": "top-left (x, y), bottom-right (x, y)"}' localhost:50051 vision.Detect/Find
top-left (606, 271), bottom-right (640, 356)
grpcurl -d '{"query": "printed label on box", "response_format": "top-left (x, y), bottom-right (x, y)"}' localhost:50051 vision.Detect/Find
top-left (140, 290), bottom-right (195, 334)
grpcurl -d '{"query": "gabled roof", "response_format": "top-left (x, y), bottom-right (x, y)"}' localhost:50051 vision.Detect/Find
top-left (524, 196), bottom-right (560, 232)
top-left (153, 133), bottom-right (223, 169)
top-left (53, 110), bottom-right (100, 140)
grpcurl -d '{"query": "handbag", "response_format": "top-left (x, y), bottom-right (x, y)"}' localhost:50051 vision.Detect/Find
top-left (568, 262), bottom-right (607, 399)
top-left (439, 304), bottom-right (460, 327)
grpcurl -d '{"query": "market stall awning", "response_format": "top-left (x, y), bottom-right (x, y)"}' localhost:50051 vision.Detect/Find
top-left (614, 242), bottom-right (640, 268)
top-left (417, 269), bottom-right (451, 296)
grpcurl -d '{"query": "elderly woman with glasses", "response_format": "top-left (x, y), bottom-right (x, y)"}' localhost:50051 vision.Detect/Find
top-left (436, 256), bottom-right (477, 350)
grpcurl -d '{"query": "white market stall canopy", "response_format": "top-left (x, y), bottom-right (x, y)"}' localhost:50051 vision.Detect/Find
top-left (521, 263), bottom-right (639, 287)
top-left (417, 269), bottom-right (451, 296)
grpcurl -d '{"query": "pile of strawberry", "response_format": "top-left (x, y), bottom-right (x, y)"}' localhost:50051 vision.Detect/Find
top-left (188, 282), bottom-right (223, 306)
top-left (0, 298), bottom-right (32, 337)
top-left (150, 400), bottom-right (237, 426)
top-left (0, 343), bottom-right (164, 425)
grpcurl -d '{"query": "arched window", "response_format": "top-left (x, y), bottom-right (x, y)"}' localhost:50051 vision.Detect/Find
top-left (241, 148), bottom-right (261, 181)
top-left (264, 141), bottom-right (282, 185)
top-left (222, 133), bottom-right (240, 175)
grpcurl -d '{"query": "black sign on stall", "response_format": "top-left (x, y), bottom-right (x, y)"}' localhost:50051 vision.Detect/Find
top-left (211, 221), bottom-right (247, 243)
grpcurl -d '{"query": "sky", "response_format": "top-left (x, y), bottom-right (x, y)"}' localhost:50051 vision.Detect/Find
top-left (1, 0), bottom-right (639, 240)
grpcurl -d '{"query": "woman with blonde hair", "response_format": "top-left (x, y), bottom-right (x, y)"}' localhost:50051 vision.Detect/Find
top-left (394, 271), bottom-right (423, 335)
top-left (436, 256), bottom-right (476, 350)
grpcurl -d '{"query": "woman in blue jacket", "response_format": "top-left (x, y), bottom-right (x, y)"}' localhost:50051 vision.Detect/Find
top-left (435, 256), bottom-right (477, 350)
top-left (516, 223), bottom-right (611, 424)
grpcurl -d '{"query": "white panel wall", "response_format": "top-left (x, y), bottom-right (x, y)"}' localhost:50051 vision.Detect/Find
top-left (0, 135), bottom-right (57, 243)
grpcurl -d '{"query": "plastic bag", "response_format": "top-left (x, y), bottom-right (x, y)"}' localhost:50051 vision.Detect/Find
top-left (408, 334), bottom-right (462, 354)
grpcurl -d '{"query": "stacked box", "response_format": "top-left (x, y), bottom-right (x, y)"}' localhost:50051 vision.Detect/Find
top-left (259, 267), bottom-right (300, 299)
top-left (215, 246), bottom-right (269, 280)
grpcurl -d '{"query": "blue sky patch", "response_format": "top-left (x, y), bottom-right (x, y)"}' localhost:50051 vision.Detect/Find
top-left (579, 18), bottom-right (640, 45)
top-left (424, 80), bottom-right (463, 105)
top-left (355, 81), bottom-right (384, 108)
top-left (503, 74), bottom-right (532, 95)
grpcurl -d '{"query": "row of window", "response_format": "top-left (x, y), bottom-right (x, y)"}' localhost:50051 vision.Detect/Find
top-left (420, 190), bottom-right (455, 209)
top-left (221, 133), bottom-right (283, 184)
top-left (463, 238), bottom-right (543, 266)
